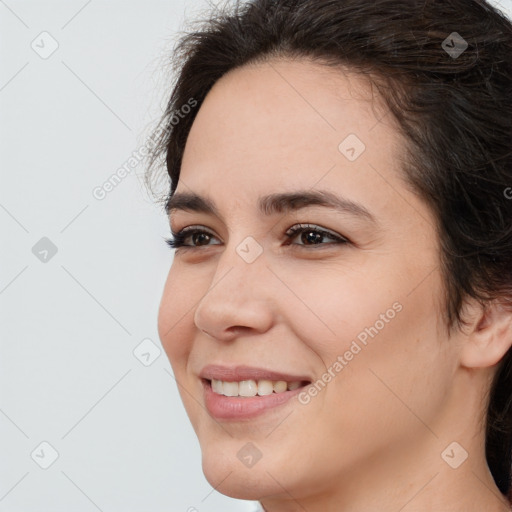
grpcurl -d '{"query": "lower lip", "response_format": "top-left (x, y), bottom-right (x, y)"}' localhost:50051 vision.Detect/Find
top-left (202, 380), bottom-right (305, 420)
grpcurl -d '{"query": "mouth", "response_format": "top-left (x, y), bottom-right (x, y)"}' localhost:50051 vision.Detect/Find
top-left (204, 378), bottom-right (309, 396)
top-left (199, 365), bottom-right (312, 420)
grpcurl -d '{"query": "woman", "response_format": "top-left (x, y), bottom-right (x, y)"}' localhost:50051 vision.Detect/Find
top-left (147, 0), bottom-right (512, 510)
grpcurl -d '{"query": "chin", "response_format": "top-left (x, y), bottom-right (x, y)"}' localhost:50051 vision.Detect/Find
top-left (199, 440), bottom-right (292, 501)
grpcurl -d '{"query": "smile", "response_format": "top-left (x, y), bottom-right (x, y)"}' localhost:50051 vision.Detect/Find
top-left (210, 379), bottom-right (304, 397)
top-left (199, 365), bottom-right (312, 419)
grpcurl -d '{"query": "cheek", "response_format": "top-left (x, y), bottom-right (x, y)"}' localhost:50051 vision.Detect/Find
top-left (321, 272), bottom-right (449, 438)
top-left (273, 260), bottom-right (406, 358)
top-left (281, 257), bottom-right (449, 414)
top-left (157, 265), bottom-right (209, 430)
top-left (157, 265), bottom-right (197, 368)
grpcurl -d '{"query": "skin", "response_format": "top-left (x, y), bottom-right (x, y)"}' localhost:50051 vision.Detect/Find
top-left (157, 58), bottom-right (512, 512)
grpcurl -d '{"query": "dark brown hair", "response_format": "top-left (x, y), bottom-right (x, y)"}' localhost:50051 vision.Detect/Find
top-left (147, 0), bottom-right (512, 500)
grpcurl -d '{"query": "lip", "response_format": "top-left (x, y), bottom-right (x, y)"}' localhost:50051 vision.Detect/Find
top-left (199, 365), bottom-right (312, 420)
top-left (199, 364), bottom-right (311, 383)
top-left (202, 380), bottom-right (307, 420)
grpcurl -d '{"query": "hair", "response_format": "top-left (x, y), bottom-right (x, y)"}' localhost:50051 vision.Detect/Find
top-left (146, 0), bottom-right (512, 500)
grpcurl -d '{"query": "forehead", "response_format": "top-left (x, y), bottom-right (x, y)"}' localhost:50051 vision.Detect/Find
top-left (184, 58), bottom-right (381, 155)
top-left (177, 58), bottom-right (403, 210)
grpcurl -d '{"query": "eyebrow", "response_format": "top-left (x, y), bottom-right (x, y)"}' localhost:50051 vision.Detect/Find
top-left (166, 189), bottom-right (376, 223)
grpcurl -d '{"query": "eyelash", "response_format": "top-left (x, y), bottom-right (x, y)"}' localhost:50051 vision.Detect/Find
top-left (165, 224), bottom-right (350, 250)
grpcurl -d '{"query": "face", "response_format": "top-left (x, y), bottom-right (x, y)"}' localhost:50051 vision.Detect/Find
top-left (158, 58), bottom-right (458, 504)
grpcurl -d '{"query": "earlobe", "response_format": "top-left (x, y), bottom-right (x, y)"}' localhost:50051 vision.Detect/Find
top-left (460, 300), bottom-right (512, 369)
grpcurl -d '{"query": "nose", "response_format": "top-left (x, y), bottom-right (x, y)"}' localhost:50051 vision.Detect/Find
top-left (193, 243), bottom-right (276, 342)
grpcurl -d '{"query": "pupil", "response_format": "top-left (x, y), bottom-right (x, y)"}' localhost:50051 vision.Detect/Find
top-left (303, 231), bottom-right (322, 244)
top-left (193, 233), bottom-right (209, 246)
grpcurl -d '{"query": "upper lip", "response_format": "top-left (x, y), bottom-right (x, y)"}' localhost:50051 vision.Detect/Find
top-left (199, 364), bottom-right (312, 383)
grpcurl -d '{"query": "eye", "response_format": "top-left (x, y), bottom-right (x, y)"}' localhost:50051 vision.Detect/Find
top-left (284, 224), bottom-right (349, 247)
top-left (165, 225), bottom-right (220, 250)
top-left (164, 223), bottom-right (350, 251)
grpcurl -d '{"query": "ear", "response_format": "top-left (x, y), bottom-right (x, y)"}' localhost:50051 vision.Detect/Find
top-left (460, 299), bottom-right (512, 369)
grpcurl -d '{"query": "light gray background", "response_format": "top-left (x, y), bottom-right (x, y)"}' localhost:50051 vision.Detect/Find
top-left (1, 1), bottom-right (511, 511)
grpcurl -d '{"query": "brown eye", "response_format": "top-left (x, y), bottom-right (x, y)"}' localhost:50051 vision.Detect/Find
top-left (285, 224), bottom-right (349, 247)
top-left (166, 226), bottom-right (221, 250)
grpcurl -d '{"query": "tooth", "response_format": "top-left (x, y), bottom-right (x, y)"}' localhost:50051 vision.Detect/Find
top-left (273, 380), bottom-right (287, 393)
top-left (223, 381), bottom-right (239, 396)
top-left (212, 379), bottom-right (223, 394)
top-left (211, 379), bottom-right (301, 396)
top-left (239, 380), bottom-right (258, 397)
top-left (257, 380), bottom-right (274, 396)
